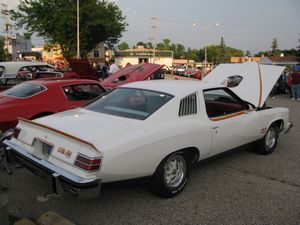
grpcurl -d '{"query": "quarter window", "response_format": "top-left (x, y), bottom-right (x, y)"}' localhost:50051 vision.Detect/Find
top-left (204, 88), bottom-right (244, 118)
top-left (2, 82), bottom-right (46, 98)
top-left (63, 83), bottom-right (105, 101)
top-left (178, 93), bottom-right (197, 117)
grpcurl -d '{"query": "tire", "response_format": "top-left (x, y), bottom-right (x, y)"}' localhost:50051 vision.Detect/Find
top-left (149, 151), bottom-right (190, 198)
top-left (256, 124), bottom-right (278, 155)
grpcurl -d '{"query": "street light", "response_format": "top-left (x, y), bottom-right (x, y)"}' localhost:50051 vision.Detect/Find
top-left (193, 22), bottom-right (220, 73)
top-left (77, 0), bottom-right (80, 59)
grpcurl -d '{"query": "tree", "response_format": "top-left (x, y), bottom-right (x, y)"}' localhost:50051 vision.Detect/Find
top-left (136, 41), bottom-right (147, 48)
top-left (10, 0), bottom-right (127, 58)
top-left (118, 42), bottom-right (129, 50)
top-left (217, 37), bottom-right (228, 64)
top-left (271, 38), bottom-right (280, 56)
top-left (245, 50), bottom-right (252, 57)
top-left (0, 38), bottom-right (8, 61)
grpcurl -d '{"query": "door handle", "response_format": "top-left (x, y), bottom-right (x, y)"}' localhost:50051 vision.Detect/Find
top-left (212, 126), bottom-right (219, 129)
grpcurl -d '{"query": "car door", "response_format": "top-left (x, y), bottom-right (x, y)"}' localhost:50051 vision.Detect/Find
top-left (203, 88), bottom-right (261, 156)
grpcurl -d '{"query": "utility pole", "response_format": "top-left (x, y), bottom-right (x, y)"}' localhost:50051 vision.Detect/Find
top-left (151, 17), bottom-right (157, 63)
top-left (1, 1), bottom-right (10, 53)
top-left (76, 0), bottom-right (80, 58)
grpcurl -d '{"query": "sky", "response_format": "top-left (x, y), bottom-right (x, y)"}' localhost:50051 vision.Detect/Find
top-left (4, 0), bottom-right (300, 54)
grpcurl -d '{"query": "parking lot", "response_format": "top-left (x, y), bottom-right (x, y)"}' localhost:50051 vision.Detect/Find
top-left (1, 93), bottom-right (300, 225)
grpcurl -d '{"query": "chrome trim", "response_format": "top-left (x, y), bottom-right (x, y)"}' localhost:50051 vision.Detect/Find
top-left (3, 139), bottom-right (98, 184)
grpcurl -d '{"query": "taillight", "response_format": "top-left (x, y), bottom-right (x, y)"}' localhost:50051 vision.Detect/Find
top-left (13, 128), bottom-right (21, 139)
top-left (74, 153), bottom-right (102, 172)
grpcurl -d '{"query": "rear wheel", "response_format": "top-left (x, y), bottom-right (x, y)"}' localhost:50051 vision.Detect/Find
top-left (149, 151), bottom-right (190, 198)
top-left (256, 124), bottom-right (278, 155)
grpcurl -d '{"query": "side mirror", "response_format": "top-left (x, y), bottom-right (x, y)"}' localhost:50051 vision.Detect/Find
top-left (244, 103), bottom-right (250, 111)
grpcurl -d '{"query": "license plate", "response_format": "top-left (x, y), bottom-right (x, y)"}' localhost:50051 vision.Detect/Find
top-left (33, 139), bottom-right (53, 157)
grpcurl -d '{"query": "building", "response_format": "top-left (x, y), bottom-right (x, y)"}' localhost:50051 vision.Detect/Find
top-left (259, 55), bottom-right (299, 67)
top-left (3, 33), bottom-right (32, 60)
top-left (115, 46), bottom-right (173, 67)
top-left (231, 56), bottom-right (262, 63)
top-left (36, 43), bottom-right (107, 66)
top-left (86, 43), bottom-right (107, 65)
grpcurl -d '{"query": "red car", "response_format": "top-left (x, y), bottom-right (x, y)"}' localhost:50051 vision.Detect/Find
top-left (0, 79), bottom-right (106, 133)
top-left (100, 63), bottom-right (164, 89)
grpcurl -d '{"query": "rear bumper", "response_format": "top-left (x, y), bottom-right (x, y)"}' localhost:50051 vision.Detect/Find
top-left (3, 139), bottom-right (101, 198)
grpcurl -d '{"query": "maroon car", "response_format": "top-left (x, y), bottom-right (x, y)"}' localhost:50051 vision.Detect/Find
top-left (0, 79), bottom-right (106, 132)
top-left (100, 63), bottom-right (164, 89)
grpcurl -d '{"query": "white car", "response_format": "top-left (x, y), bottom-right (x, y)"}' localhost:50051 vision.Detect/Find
top-left (3, 62), bottom-right (292, 198)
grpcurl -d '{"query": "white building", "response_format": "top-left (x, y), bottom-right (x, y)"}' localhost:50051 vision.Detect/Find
top-left (6, 33), bottom-right (32, 60)
top-left (115, 46), bottom-right (173, 67)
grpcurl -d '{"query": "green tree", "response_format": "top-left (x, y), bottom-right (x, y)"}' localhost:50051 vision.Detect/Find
top-left (186, 48), bottom-right (200, 62)
top-left (118, 42), bottom-right (129, 50)
top-left (245, 50), bottom-right (252, 57)
top-left (146, 42), bottom-right (153, 49)
top-left (0, 38), bottom-right (8, 61)
top-left (136, 41), bottom-right (147, 48)
top-left (10, 0), bottom-right (127, 58)
top-left (271, 38), bottom-right (280, 56)
top-left (217, 37), bottom-right (228, 64)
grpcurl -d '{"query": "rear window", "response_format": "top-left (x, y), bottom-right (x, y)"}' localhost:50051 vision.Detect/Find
top-left (2, 82), bottom-right (46, 98)
top-left (84, 88), bottom-right (173, 120)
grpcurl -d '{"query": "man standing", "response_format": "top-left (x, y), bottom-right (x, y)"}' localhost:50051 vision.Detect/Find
top-left (291, 70), bottom-right (300, 100)
top-left (108, 59), bottom-right (120, 75)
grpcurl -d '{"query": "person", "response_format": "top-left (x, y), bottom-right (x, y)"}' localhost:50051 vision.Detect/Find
top-left (290, 70), bottom-right (300, 100)
top-left (108, 59), bottom-right (120, 75)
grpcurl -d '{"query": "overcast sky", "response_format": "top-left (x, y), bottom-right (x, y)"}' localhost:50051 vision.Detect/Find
top-left (5, 0), bottom-right (300, 54)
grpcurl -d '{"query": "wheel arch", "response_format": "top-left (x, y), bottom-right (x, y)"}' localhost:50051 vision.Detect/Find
top-left (177, 147), bottom-right (200, 166)
top-left (269, 119), bottom-right (284, 133)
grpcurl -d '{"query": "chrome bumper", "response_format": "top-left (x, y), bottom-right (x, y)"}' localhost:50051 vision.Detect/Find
top-left (3, 139), bottom-right (101, 198)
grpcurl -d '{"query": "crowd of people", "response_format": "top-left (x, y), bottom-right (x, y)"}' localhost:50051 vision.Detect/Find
top-left (270, 67), bottom-right (300, 100)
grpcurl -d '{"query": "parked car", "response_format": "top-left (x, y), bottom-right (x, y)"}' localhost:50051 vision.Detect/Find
top-left (0, 61), bottom-right (60, 91)
top-left (100, 63), bottom-right (164, 89)
top-left (0, 79), bottom-right (106, 133)
top-left (2, 62), bottom-right (292, 199)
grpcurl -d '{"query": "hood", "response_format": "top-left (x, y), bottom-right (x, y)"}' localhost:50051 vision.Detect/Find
top-left (68, 59), bottom-right (98, 80)
top-left (34, 108), bottom-right (140, 146)
top-left (203, 62), bottom-right (285, 108)
top-left (100, 63), bottom-right (164, 89)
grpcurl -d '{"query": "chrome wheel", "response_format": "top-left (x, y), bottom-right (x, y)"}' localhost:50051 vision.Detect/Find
top-left (163, 154), bottom-right (187, 189)
top-left (265, 127), bottom-right (277, 149)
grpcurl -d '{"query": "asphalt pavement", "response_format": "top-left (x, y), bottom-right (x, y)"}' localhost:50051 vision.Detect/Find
top-left (0, 93), bottom-right (299, 225)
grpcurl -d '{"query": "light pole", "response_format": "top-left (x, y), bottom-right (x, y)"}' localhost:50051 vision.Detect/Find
top-left (193, 22), bottom-right (220, 72)
top-left (77, 0), bottom-right (80, 59)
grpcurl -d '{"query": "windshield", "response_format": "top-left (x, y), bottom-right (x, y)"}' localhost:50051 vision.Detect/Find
top-left (2, 82), bottom-right (46, 98)
top-left (84, 88), bottom-right (173, 120)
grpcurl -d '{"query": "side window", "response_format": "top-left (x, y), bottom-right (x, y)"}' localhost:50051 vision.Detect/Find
top-left (204, 88), bottom-right (244, 118)
top-left (63, 83), bottom-right (105, 101)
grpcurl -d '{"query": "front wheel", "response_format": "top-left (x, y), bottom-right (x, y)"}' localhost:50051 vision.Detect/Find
top-left (256, 125), bottom-right (278, 155)
top-left (149, 151), bottom-right (190, 198)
